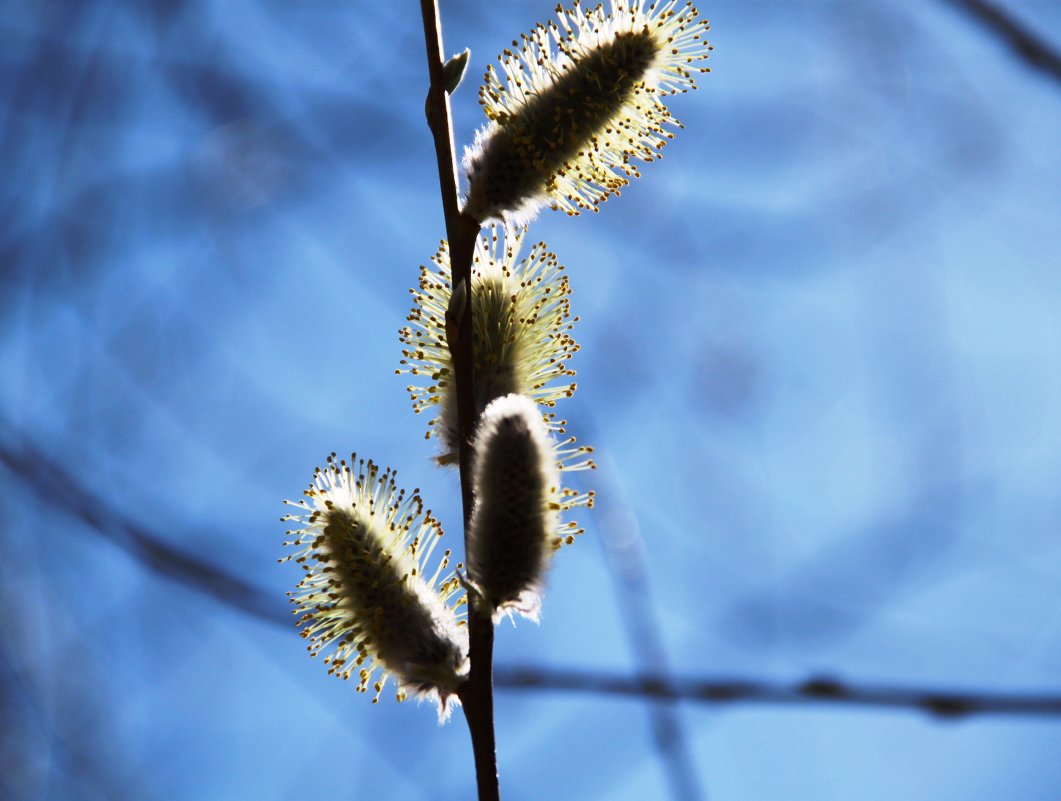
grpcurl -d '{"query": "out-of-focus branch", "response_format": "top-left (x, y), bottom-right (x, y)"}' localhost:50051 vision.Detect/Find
top-left (0, 437), bottom-right (437, 798)
top-left (589, 448), bottom-right (706, 801)
top-left (495, 666), bottom-right (1061, 719)
top-left (945, 0), bottom-right (1061, 84)
top-left (0, 435), bottom-right (282, 626)
top-left (6, 433), bottom-right (1061, 720)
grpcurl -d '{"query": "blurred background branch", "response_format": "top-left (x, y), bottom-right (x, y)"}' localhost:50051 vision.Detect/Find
top-left (494, 667), bottom-right (1061, 719)
top-left (589, 445), bottom-right (706, 801)
top-left (946, 0), bottom-right (1061, 83)
top-left (4, 2), bottom-right (1060, 798)
top-left (0, 431), bottom-right (281, 626)
top-left (6, 432), bottom-right (1059, 721)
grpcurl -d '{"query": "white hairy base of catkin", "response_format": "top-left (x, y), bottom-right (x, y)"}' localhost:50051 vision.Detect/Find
top-left (467, 394), bottom-right (560, 622)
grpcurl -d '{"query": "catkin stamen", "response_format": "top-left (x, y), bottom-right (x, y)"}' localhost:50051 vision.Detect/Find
top-left (463, 0), bottom-right (712, 222)
top-left (281, 455), bottom-right (468, 719)
top-left (398, 225), bottom-right (581, 465)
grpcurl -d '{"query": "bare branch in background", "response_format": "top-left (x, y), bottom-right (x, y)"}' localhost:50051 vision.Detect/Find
top-left (945, 0), bottom-right (1061, 84)
top-left (0, 434), bottom-right (281, 626)
top-left (494, 666), bottom-right (1061, 719)
top-left (5, 432), bottom-right (1060, 720)
top-left (590, 448), bottom-right (707, 801)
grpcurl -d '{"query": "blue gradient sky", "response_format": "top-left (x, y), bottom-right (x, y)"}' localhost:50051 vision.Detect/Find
top-left (2, 2), bottom-right (1060, 800)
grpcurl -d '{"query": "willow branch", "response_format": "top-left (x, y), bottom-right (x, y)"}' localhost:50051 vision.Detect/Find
top-left (418, 3), bottom-right (494, 800)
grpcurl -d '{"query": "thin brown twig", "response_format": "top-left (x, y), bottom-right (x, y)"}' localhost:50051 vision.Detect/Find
top-left (417, 2), bottom-right (495, 800)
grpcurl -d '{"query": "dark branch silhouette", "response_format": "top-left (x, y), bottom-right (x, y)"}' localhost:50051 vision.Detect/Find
top-left (494, 666), bottom-right (1061, 719)
top-left (946, 0), bottom-right (1061, 83)
top-left (0, 433), bottom-right (281, 626)
top-left (4, 431), bottom-right (1061, 720)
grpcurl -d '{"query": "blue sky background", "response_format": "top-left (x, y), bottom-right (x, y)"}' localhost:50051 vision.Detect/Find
top-left (3, 1), bottom-right (1061, 800)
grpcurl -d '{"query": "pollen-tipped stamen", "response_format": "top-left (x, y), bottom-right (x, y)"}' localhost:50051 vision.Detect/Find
top-left (463, 0), bottom-right (712, 222)
top-left (398, 225), bottom-right (581, 464)
top-left (281, 455), bottom-right (468, 719)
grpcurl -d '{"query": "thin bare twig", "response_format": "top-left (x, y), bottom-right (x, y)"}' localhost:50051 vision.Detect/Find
top-left (417, 3), bottom-right (495, 799)
top-left (494, 666), bottom-right (1061, 719)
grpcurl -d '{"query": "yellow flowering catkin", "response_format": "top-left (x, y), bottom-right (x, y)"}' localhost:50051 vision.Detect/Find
top-left (399, 225), bottom-right (579, 465)
top-left (282, 455), bottom-right (468, 719)
top-left (463, 0), bottom-right (712, 222)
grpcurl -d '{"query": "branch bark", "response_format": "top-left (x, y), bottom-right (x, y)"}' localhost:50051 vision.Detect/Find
top-left (418, 3), bottom-right (495, 800)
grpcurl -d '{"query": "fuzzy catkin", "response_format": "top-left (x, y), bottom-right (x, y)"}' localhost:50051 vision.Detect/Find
top-left (282, 455), bottom-right (468, 719)
top-left (399, 226), bottom-right (579, 465)
top-left (467, 394), bottom-right (560, 621)
top-left (321, 509), bottom-right (466, 695)
top-left (465, 31), bottom-right (657, 222)
top-left (463, 0), bottom-right (712, 221)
